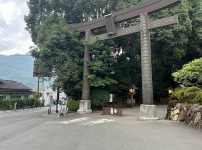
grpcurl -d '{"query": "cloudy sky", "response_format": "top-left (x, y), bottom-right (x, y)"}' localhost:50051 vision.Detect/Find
top-left (0, 0), bottom-right (33, 55)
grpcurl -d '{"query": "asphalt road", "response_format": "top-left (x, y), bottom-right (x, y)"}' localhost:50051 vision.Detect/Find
top-left (0, 106), bottom-right (201, 150)
top-left (0, 108), bottom-right (50, 143)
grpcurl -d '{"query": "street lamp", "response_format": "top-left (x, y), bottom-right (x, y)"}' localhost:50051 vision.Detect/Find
top-left (129, 85), bottom-right (137, 106)
top-left (168, 87), bottom-right (173, 101)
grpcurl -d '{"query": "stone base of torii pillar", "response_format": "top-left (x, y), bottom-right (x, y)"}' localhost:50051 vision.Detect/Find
top-left (139, 105), bottom-right (159, 120)
top-left (77, 100), bottom-right (92, 114)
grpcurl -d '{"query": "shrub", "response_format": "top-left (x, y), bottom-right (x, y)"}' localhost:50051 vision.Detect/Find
top-left (172, 88), bottom-right (186, 102)
top-left (67, 100), bottom-right (79, 111)
top-left (183, 86), bottom-right (201, 103)
top-left (0, 98), bottom-right (41, 110)
top-left (172, 86), bottom-right (201, 103)
top-left (172, 58), bottom-right (202, 86)
top-left (193, 91), bottom-right (202, 104)
top-left (91, 88), bottom-right (110, 110)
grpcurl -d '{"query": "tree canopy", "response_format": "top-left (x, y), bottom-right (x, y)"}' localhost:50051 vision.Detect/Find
top-left (172, 58), bottom-right (202, 87)
top-left (25, 0), bottom-right (202, 102)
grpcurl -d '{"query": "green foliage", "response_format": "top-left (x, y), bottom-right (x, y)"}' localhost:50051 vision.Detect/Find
top-left (25, 0), bottom-right (202, 103)
top-left (193, 91), bottom-right (202, 104)
top-left (172, 86), bottom-right (202, 103)
top-left (91, 88), bottom-right (110, 110)
top-left (172, 88), bottom-right (187, 102)
top-left (30, 15), bottom-right (83, 97)
top-left (0, 98), bottom-right (41, 111)
top-left (172, 58), bottom-right (202, 87)
top-left (183, 87), bottom-right (201, 103)
top-left (88, 75), bottom-right (117, 88)
top-left (67, 100), bottom-right (79, 111)
top-left (88, 41), bottom-right (117, 88)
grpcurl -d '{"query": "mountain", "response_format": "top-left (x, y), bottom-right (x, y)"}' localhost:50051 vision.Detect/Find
top-left (0, 54), bottom-right (37, 89)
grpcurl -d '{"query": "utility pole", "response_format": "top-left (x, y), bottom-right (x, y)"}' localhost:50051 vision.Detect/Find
top-left (56, 86), bottom-right (60, 113)
top-left (37, 77), bottom-right (40, 94)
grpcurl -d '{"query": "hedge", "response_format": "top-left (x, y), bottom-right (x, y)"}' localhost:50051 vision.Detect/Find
top-left (67, 100), bottom-right (79, 111)
top-left (172, 86), bottom-right (202, 104)
top-left (0, 98), bottom-right (41, 111)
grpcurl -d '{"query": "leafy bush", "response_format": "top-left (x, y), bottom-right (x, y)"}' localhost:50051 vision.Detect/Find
top-left (0, 98), bottom-right (41, 111)
top-left (172, 86), bottom-right (201, 103)
top-left (67, 100), bottom-right (79, 111)
top-left (183, 87), bottom-right (201, 103)
top-left (172, 88), bottom-right (186, 102)
top-left (194, 91), bottom-right (202, 104)
top-left (91, 88), bottom-right (110, 110)
top-left (172, 58), bottom-right (202, 87)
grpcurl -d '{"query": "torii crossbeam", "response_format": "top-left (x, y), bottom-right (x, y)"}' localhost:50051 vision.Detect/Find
top-left (69, 0), bottom-right (181, 113)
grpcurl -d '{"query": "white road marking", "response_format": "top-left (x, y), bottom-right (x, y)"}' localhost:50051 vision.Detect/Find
top-left (78, 119), bottom-right (115, 126)
top-left (61, 117), bottom-right (89, 125)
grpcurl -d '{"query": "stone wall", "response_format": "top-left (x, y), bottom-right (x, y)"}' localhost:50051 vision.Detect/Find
top-left (166, 100), bottom-right (202, 128)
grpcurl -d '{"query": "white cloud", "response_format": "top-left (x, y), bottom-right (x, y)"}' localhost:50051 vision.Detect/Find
top-left (0, 2), bottom-right (20, 24)
top-left (0, 0), bottom-right (33, 55)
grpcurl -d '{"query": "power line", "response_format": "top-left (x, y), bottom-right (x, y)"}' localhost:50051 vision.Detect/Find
top-left (0, 35), bottom-right (28, 51)
top-left (0, 21), bottom-right (33, 51)
top-left (0, 27), bottom-right (29, 50)
top-left (0, 20), bottom-right (30, 40)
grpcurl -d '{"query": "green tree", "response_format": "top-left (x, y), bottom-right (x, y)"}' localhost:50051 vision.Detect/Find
top-left (87, 41), bottom-right (117, 88)
top-left (172, 58), bottom-right (202, 87)
top-left (25, 0), bottom-right (202, 103)
top-left (31, 15), bottom-right (83, 97)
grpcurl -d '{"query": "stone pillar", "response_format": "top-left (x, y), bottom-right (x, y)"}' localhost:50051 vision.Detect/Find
top-left (139, 104), bottom-right (159, 120)
top-left (140, 13), bottom-right (154, 105)
top-left (78, 30), bottom-right (92, 114)
top-left (81, 35), bottom-right (90, 100)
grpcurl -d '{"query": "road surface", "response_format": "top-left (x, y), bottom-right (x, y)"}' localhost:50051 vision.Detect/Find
top-left (0, 106), bottom-right (201, 150)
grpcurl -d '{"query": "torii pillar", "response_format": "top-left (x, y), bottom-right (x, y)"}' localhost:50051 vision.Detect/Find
top-left (140, 12), bottom-right (154, 105)
top-left (68, 0), bottom-right (181, 115)
top-left (139, 12), bottom-right (158, 120)
top-left (77, 30), bottom-right (92, 114)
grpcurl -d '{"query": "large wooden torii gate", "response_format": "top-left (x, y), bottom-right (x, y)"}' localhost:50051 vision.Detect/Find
top-left (69, 0), bottom-right (181, 114)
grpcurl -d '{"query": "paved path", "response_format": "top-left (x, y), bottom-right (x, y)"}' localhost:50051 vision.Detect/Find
top-left (0, 108), bottom-right (50, 142)
top-left (0, 106), bottom-right (201, 150)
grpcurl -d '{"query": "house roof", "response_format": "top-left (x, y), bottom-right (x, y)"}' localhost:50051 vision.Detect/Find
top-left (0, 79), bottom-right (32, 91)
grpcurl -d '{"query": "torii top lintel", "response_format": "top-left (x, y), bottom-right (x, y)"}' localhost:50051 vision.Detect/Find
top-left (68, 0), bottom-right (181, 32)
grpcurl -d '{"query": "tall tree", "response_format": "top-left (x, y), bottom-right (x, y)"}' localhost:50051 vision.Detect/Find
top-left (30, 15), bottom-right (83, 97)
top-left (25, 0), bottom-right (202, 102)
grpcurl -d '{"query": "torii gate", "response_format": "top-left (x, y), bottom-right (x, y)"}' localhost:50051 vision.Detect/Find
top-left (69, 0), bottom-right (181, 114)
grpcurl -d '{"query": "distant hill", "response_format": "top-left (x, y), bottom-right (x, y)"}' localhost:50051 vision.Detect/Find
top-left (0, 54), bottom-right (37, 89)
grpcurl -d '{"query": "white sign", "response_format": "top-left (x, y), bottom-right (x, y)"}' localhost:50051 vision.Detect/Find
top-left (109, 94), bottom-right (114, 102)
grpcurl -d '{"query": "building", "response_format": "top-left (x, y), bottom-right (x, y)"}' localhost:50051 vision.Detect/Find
top-left (0, 79), bottom-right (34, 100)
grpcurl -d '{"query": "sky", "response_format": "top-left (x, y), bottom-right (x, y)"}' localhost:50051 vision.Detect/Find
top-left (0, 0), bottom-right (33, 56)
